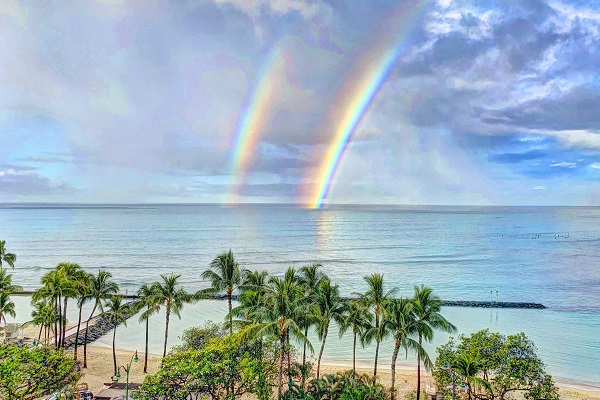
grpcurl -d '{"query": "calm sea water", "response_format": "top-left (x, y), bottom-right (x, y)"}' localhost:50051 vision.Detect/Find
top-left (2, 204), bottom-right (599, 387)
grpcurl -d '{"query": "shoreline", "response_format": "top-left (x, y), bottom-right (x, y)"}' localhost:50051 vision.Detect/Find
top-left (76, 345), bottom-right (599, 400)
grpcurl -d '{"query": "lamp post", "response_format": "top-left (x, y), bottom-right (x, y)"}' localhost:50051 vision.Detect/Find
top-left (112, 350), bottom-right (139, 400)
top-left (442, 361), bottom-right (469, 400)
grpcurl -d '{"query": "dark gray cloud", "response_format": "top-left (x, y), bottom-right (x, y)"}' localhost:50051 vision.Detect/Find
top-left (481, 86), bottom-right (600, 130)
top-left (0, 166), bottom-right (73, 198)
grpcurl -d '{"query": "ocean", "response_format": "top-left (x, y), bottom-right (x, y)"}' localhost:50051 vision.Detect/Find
top-left (2, 204), bottom-right (599, 387)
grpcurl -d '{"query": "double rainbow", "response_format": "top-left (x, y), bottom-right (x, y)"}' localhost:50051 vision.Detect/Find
top-left (228, 1), bottom-right (426, 206)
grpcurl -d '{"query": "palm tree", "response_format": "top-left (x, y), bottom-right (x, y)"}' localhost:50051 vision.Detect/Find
top-left (314, 278), bottom-right (345, 378)
top-left (382, 297), bottom-right (428, 400)
top-left (298, 263), bottom-right (326, 367)
top-left (154, 273), bottom-right (190, 358)
top-left (251, 269), bottom-right (313, 400)
top-left (73, 272), bottom-right (92, 360)
top-left (137, 283), bottom-right (160, 373)
top-left (201, 250), bottom-right (247, 335)
top-left (55, 262), bottom-right (86, 348)
top-left (0, 240), bottom-right (16, 270)
top-left (339, 299), bottom-right (373, 371)
top-left (413, 285), bottom-right (457, 400)
top-left (0, 268), bottom-right (23, 294)
top-left (357, 273), bottom-right (396, 376)
top-left (102, 295), bottom-right (131, 376)
top-left (34, 269), bottom-right (64, 348)
top-left (29, 299), bottom-right (57, 343)
top-left (0, 292), bottom-right (16, 342)
top-left (451, 353), bottom-right (490, 400)
top-left (83, 270), bottom-right (119, 368)
top-left (233, 270), bottom-right (269, 326)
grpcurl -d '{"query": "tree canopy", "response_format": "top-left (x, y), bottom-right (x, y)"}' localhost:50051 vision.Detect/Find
top-left (433, 329), bottom-right (559, 400)
top-left (0, 344), bottom-right (80, 400)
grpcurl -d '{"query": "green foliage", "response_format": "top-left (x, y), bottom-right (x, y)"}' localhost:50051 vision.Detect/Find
top-left (172, 321), bottom-right (226, 352)
top-left (0, 344), bottom-right (80, 400)
top-left (304, 371), bottom-right (387, 400)
top-left (137, 332), bottom-right (277, 400)
top-left (433, 329), bottom-right (559, 400)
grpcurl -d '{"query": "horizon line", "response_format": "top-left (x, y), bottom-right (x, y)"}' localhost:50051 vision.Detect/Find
top-left (0, 201), bottom-right (598, 208)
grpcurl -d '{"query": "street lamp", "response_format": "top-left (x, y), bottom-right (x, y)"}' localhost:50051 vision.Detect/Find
top-left (112, 350), bottom-right (139, 400)
top-left (442, 361), bottom-right (469, 400)
top-left (442, 361), bottom-right (457, 400)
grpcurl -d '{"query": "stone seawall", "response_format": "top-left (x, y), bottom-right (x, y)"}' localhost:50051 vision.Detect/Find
top-left (440, 300), bottom-right (546, 309)
top-left (63, 300), bottom-right (139, 349)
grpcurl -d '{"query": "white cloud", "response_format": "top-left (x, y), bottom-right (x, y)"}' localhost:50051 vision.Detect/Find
top-left (550, 162), bottom-right (577, 168)
top-left (533, 186), bottom-right (547, 190)
top-left (590, 163), bottom-right (600, 169)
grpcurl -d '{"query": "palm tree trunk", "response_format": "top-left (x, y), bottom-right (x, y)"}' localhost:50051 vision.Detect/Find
top-left (144, 307), bottom-right (149, 373)
top-left (112, 326), bottom-right (118, 376)
top-left (278, 334), bottom-right (285, 400)
top-left (391, 340), bottom-right (400, 400)
top-left (302, 326), bottom-right (309, 367)
top-left (38, 325), bottom-right (43, 341)
top-left (417, 334), bottom-right (422, 400)
top-left (317, 321), bottom-right (329, 378)
top-left (227, 289), bottom-right (233, 335)
top-left (286, 335), bottom-right (291, 382)
top-left (57, 296), bottom-right (62, 349)
top-left (353, 330), bottom-right (357, 371)
top-left (62, 297), bottom-right (68, 348)
top-left (374, 312), bottom-right (380, 376)
top-left (163, 309), bottom-right (170, 359)
top-left (83, 300), bottom-right (99, 368)
top-left (74, 303), bottom-right (83, 360)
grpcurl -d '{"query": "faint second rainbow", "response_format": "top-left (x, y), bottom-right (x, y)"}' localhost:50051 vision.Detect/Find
top-left (228, 49), bottom-right (287, 204)
top-left (306, 0), bottom-right (427, 209)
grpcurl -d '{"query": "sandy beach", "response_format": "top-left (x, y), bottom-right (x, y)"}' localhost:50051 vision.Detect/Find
top-left (72, 346), bottom-right (599, 400)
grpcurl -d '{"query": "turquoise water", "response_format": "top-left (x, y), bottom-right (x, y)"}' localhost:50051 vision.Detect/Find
top-left (2, 204), bottom-right (599, 386)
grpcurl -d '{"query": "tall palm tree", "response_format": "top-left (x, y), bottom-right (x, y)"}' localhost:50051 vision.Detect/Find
top-left (102, 295), bottom-right (131, 376)
top-left (339, 299), bottom-right (373, 371)
top-left (413, 285), bottom-right (457, 400)
top-left (0, 268), bottom-right (23, 294)
top-left (83, 270), bottom-right (119, 368)
top-left (314, 278), bottom-right (345, 378)
top-left (137, 283), bottom-right (160, 373)
top-left (55, 262), bottom-right (86, 348)
top-left (298, 263), bottom-right (326, 367)
top-left (251, 270), bottom-right (313, 400)
top-left (154, 273), bottom-right (190, 358)
top-left (0, 292), bottom-right (16, 342)
top-left (201, 250), bottom-right (247, 335)
top-left (0, 240), bottom-right (16, 270)
top-left (357, 273), bottom-right (396, 376)
top-left (73, 272), bottom-right (92, 359)
top-left (382, 297), bottom-right (428, 400)
top-left (233, 270), bottom-right (269, 325)
top-left (34, 269), bottom-right (64, 348)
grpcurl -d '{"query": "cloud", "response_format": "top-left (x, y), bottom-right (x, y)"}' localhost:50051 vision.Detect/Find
top-left (0, 166), bottom-right (73, 199)
top-left (590, 162), bottom-right (600, 169)
top-left (533, 186), bottom-right (547, 190)
top-left (550, 161), bottom-right (577, 168)
top-left (0, 0), bottom-right (599, 205)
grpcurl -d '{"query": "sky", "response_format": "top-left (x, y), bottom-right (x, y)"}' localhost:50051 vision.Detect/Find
top-left (1, 0), bottom-right (599, 206)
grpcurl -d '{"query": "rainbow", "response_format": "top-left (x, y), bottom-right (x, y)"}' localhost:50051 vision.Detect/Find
top-left (307, 0), bottom-right (426, 209)
top-left (228, 49), bottom-right (287, 204)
